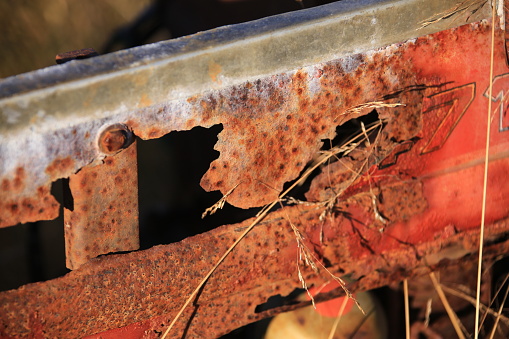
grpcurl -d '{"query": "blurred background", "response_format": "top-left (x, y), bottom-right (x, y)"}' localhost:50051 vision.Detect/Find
top-left (0, 0), bottom-right (151, 78)
top-left (0, 0), bottom-right (334, 78)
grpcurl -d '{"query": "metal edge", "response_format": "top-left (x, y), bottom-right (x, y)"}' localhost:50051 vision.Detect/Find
top-left (0, 0), bottom-right (490, 135)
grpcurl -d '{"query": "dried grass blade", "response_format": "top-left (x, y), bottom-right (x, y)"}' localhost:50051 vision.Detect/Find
top-left (488, 279), bottom-right (509, 339)
top-left (419, 0), bottom-right (487, 28)
top-left (327, 296), bottom-right (350, 339)
top-left (334, 101), bottom-right (403, 121)
top-left (475, 2), bottom-right (496, 338)
top-left (480, 273), bottom-right (509, 331)
top-left (202, 183), bottom-right (240, 218)
top-left (404, 279), bottom-right (411, 339)
top-left (424, 298), bottom-right (432, 328)
top-left (429, 272), bottom-right (467, 339)
top-left (440, 284), bottom-right (509, 327)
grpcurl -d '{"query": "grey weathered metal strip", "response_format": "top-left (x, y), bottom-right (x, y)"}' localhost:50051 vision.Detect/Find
top-left (0, 0), bottom-right (489, 133)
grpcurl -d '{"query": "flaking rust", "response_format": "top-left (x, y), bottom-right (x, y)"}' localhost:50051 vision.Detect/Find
top-left (0, 121), bottom-right (106, 227)
top-left (0, 179), bottom-right (59, 227)
top-left (64, 141), bottom-right (139, 270)
top-left (195, 49), bottom-right (423, 208)
top-left (0, 157), bottom-right (72, 226)
top-left (2, 207), bottom-right (509, 338)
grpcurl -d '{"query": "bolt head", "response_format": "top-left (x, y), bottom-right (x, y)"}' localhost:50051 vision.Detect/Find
top-left (98, 124), bottom-right (134, 154)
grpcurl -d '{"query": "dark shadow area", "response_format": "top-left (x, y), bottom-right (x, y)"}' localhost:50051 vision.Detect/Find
top-left (102, 0), bottom-right (340, 53)
top-left (137, 124), bottom-right (258, 248)
top-left (321, 109), bottom-right (382, 152)
top-left (254, 288), bottom-right (306, 313)
top-left (0, 179), bottom-right (69, 292)
top-left (0, 219), bottom-right (68, 292)
top-left (220, 318), bottom-right (272, 339)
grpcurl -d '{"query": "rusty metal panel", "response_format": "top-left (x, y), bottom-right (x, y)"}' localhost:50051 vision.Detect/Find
top-left (0, 211), bottom-right (508, 338)
top-left (64, 137), bottom-right (139, 270)
top-left (0, 0), bottom-right (490, 227)
top-left (1, 12), bottom-right (509, 338)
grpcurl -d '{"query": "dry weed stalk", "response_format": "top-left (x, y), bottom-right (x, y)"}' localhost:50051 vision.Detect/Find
top-left (202, 183), bottom-right (240, 218)
top-left (317, 120), bottom-right (385, 223)
top-left (280, 205), bottom-right (363, 313)
top-left (327, 296), bottom-right (351, 339)
top-left (479, 273), bottom-right (509, 331)
top-left (488, 279), bottom-right (509, 339)
top-left (429, 272), bottom-right (468, 339)
top-left (424, 298), bottom-right (433, 328)
top-left (475, 2), bottom-right (497, 337)
top-left (334, 101), bottom-right (403, 121)
top-left (404, 279), bottom-right (411, 339)
top-left (440, 283), bottom-right (509, 327)
top-left (161, 112), bottom-right (393, 338)
top-left (419, 0), bottom-right (487, 28)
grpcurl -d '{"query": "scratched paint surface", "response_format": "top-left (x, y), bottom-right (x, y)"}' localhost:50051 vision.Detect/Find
top-left (1, 19), bottom-right (509, 338)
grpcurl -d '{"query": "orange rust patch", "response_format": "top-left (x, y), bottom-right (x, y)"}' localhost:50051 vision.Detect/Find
top-left (45, 157), bottom-right (75, 180)
top-left (0, 185), bottom-right (60, 227)
top-left (138, 94), bottom-right (152, 108)
top-left (187, 95), bottom-right (198, 104)
top-left (198, 48), bottom-right (422, 208)
top-left (0, 167), bottom-right (26, 195)
top-left (124, 119), bottom-right (139, 130)
top-left (146, 127), bottom-right (163, 139)
top-left (208, 61), bottom-right (222, 84)
top-left (64, 143), bottom-right (139, 269)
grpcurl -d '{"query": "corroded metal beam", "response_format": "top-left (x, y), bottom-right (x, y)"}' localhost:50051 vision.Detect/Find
top-left (0, 0), bottom-right (491, 227)
top-left (1, 202), bottom-right (508, 338)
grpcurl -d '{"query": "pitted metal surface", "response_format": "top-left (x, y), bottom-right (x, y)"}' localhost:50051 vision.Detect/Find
top-left (0, 0), bottom-right (490, 227)
top-left (1, 1), bottom-right (509, 338)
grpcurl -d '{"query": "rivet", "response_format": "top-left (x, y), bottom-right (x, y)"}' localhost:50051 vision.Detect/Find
top-left (98, 124), bottom-right (134, 154)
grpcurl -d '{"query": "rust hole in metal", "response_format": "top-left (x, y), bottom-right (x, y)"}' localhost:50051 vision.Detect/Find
top-left (323, 109), bottom-right (383, 152)
top-left (254, 288), bottom-right (305, 314)
top-left (281, 109), bottom-right (383, 202)
top-left (0, 179), bottom-right (68, 292)
top-left (137, 124), bottom-right (258, 248)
